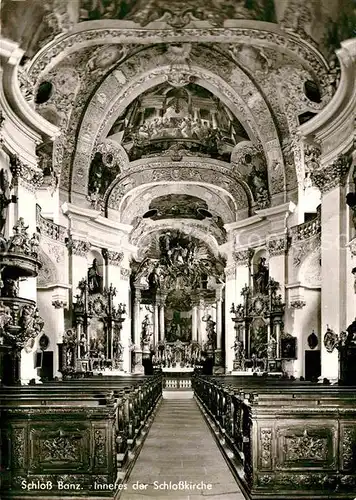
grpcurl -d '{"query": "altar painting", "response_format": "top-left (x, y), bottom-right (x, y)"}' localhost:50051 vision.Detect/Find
top-left (165, 309), bottom-right (192, 343)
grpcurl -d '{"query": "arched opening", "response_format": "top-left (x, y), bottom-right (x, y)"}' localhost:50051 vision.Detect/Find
top-left (35, 81), bottom-right (53, 104)
top-left (304, 80), bottom-right (322, 103)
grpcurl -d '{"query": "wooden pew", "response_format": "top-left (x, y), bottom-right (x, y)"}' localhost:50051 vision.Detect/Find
top-left (0, 374), bottom-right (162, 498)
top-left (193, 374), bottom-right (356, 500)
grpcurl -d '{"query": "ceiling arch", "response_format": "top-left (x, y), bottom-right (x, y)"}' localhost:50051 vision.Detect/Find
top-left (104, 159), bottom-right (252, 217)
top-left (69, 44), bottom-right (285, 197)
top-left (115, 183), bottom-right (237, 225)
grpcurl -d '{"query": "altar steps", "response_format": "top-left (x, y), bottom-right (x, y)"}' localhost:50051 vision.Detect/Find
top-left (118, 399), bottom-right (245, 499)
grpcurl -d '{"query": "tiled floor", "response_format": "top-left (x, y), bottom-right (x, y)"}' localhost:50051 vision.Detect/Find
top-left (119, 399), bottom-right (245, 500)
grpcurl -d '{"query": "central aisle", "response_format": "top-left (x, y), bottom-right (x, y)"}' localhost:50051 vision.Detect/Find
top-left (119, 399), bottom-right (245, 500)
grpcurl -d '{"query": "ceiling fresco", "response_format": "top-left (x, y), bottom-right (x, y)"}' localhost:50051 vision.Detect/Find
top-left (3, 0), bottom-right (353, 251)
top-left (107, 82), bottom-right (250, 162)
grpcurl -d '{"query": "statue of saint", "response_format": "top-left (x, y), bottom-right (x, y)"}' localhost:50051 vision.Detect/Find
top-left (79, 334), bottom-right (87, 358)
top-left (141, 314), bottom-right (152, 347)
top-left (233, 338), bottom-right (244, 370)
top-left (88, 258), bottom-right (101, 294)
top-left (254, 257), bottom-right (269, 294)
top-left (205, 315), bottom-right (216, 350)
top-left (267, 337), bottom-right (277, 359)
top-left (1, 277), bottom-right (19, 298)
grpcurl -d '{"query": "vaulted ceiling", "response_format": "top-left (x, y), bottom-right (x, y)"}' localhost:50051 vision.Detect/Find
top-left (3, 0), bottom-right (354, 233)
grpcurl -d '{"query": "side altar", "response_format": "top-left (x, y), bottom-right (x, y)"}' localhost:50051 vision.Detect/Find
top-left (230, 258), bottom-right (295, 375)
top-left (60, 270), bottom-right (127, 378)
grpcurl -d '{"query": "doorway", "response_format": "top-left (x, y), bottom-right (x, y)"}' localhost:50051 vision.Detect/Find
top-left (305, 350), bottom-right (321, 381)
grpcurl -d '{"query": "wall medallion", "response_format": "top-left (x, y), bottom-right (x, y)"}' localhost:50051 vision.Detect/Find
top-left (307, 330), bottom-right (318, 350)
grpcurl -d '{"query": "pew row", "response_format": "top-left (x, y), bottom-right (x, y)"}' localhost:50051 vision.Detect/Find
top-left (192, 374), bottom-right (356, 500)
top-left (0, 374), bottom-right (162, 498)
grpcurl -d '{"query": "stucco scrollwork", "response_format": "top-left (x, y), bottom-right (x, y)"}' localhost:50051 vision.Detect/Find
top-left (26, 27), bottom-right (327, 92)
top-left (106, 163), bottom-right (250, 213)
top-left (37, 249), bottom-right (59, 287)
top-left (70, 50), bottom-right (282, 195)
top-left (299, 248), bottom-right (321, 287)
top-left (224, 266), bottom-right (235, 281)
top-left (120, 268), bottom-right (130, 280)
top-left (293, 233), bottom-right (320, 270)
top-left (233, 249), bottom-right (254, 267)
top-left (95, 141), bottom-right (129, 171)
top-left (311, 153), bottom-right (353, 194)
top-left (267, 236), bottom-right (287, 257)
top-left (102, 249), bottom-right (124, 266)
top-left (65, 236), bottom-right (91, 257)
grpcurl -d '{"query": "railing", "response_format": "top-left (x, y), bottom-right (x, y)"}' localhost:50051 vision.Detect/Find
top-left (290, 206), bottom-right (321, 242)
top-left (36, 204), bottom-right (67, 242)
top-left (162, 371), bottom-right (193, 390)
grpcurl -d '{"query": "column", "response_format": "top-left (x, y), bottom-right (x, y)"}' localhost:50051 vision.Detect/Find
top-left (117, 266), bottom-right (132, 373)
top-left (288, 297), bottom-right (308, 378)
top-left (197, 296), bottom-right (205, 345)
top-left (191, 303), bottom-right (198, 342)
top-left (158, 293), bottom-right (166, 342)
top-left (225, 249), bottom-right (251, 372)
top-left (211, 111), bottom-right (218, 129)
top-left (10, 158), bottom-right (41, 383)
top-left (214, 285), bottom-right (224, 370)
top-left (67, 237), bottom-right (91, 287)
top-left (133, 288), bottom-right (141, 346)
top-left (106, 252), bottom-right (130, 372)
top-left (267, 235), bottom-right (287, 302)
top-left (133, 286), bottom-right (144, 374)
top-left (51, 287), bottom-right (69, 378)
top-left (153, 299), bottom-right (159, 348)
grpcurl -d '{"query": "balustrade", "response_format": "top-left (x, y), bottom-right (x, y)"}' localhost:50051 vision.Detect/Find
top-left (290, 207), bottom-right (321, 242)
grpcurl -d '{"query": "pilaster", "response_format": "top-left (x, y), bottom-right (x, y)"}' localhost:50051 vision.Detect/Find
top-left (316, 159), bottom-right (349, 380)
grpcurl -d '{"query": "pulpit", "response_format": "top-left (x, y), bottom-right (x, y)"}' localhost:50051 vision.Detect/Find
top-left (0, 218), bottom-right (44, 384)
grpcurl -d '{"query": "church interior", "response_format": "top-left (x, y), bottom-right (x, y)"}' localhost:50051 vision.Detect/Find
top-left (0, 0), bottom-right (356, 498)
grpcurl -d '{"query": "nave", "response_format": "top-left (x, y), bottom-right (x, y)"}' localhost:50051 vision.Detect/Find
top-left (1, 372), bottom-right (355, 500)
top-left (120, 398), bottom-right (244, 500)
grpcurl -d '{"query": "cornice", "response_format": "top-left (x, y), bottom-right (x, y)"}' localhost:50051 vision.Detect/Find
top-left (0, 39), bottom-right (60, 141)
top-left (36, 283), bottom-right (72, 291)
top-left (298, 38), bottom-right (356, 165)
top-left (255, 201), bottom-right (296, 219)
top-left (61, 202), bottom-right (137, 254)
top-left (61, 201), bottom-right (132, 233)
top-left (285, 281), bottom-right (321, 291)
top-left (224, 214), bottom-right (264, 232)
